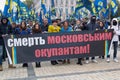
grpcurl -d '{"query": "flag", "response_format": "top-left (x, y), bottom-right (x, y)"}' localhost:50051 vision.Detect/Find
top-left (45, 7), bottom-right (52, 24)
top-left (12, 0), bottom-right (20, 22)
top-left (51, 0), bottom-right (56, 16)
top-left (20, 1), bottom-right (29, 17)
top-left (0, 10), bottom-right (2, 17)
top-left (47, 7), bottom-right (52, 24)
top-left (28, 7), bottom-right (36, 20)
top-left (3, 0), bottom-right (13, 23)
top-left (39, 10), bottom-right (43, 24)
top-left (81, 9), bottom-right (89, 17)
top-left (110, 0), bottom-right (118, 16)
top-left (94, 0), bottom-right (107, 15)
top-left (41, 0), bottom-right (47, 15)
top-left (66, 8), bottom-right (69, 19)
top-left (3, 0), bottom-right (12, 17)
top-left (83, 0), bottom-right (97, 15)
top-left (59, 8), bottom-right (62, 18)
top-left (101, 5), bottom-right (109, 18)
top-left (94, 0), bottom-right (104, 13)
top-left (75, 0), bottom-right (84, 13)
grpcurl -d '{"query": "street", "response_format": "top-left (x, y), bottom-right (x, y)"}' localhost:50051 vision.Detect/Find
top-left (0, 49), bottom-right (120, 80)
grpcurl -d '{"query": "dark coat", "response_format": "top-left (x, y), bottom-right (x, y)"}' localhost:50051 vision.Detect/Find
top-left (0, 17), bottom-right (12, 45)
top-left (86, 22), bottom-right (99, 31)
top-left (41, 24), bottom-right (49, 32)
top-left (15, 28), bottom-right (31, 35)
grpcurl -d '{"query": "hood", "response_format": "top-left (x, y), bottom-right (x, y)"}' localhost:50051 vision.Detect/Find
top-left (90, 16), bottom-right (96, 23)
top-left (111, 18), bottom-right (119, 27)
top-left (1, 17), bottom-right (9, 25)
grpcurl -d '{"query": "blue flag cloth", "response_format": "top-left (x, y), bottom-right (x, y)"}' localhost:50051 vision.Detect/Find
top-left (3, 0), bottom-right (11, 17)
top-left (111, 0), bottom-right (118, 16)
top-left (20, 1), bottom-right (29, 16)
top-left (41, 0), bottom-right (47, 15)
top-left (51, 0), bottom-right (56, 16)
top-left (75, 0), bottom-right (84, 13)
top-left (39, 10), bottom-right (43, 24)
top-left (12, 0), bottom-right (20, 22)
top-left (94, 0), bottom-right (105, 13)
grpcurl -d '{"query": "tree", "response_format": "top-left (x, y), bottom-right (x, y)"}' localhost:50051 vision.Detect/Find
top-left (23, 0), bottom-right (33, 9)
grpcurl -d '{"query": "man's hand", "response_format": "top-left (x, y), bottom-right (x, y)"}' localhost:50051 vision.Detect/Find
top-left (2, 34), bottom-right (8, 37)
top-left (96, 28), bottom-right (99, 31)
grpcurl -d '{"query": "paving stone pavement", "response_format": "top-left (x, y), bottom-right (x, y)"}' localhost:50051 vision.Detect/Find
top-left (0, 49), bottom-right (120, 80)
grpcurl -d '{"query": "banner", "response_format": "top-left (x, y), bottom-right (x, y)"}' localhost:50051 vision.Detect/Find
top-left (3, 30), bottom-right (113, 64)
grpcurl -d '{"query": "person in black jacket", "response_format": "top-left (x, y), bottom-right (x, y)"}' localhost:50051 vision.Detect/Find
top-left (0, 17), bottom-right (15, 71)
top-left (85, 16), bottom-right (99, 64)
top-left (98, 21), bottom-right (105, 59)
top-left (41, 18), bottom-right (49, 32)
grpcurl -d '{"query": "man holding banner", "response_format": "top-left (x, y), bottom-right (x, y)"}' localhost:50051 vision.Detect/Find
top-left (48, 19), bottom-right (61, 65)
top-left (0, 17), bottom-right (16, 71)
top-left (85, 16), bottom-right (99, 64)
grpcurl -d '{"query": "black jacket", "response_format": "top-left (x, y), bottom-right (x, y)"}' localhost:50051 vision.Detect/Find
top-left (0, 17), bottom-right (12, 45)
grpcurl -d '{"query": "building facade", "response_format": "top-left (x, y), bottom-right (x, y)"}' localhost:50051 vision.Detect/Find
top-left (33, 0), bottom-right (77, 20)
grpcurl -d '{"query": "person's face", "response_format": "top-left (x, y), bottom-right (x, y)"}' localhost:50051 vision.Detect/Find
top-left (21, 22), bottom-right (26, 28)
top-left (35, 24), bottom-right (39, 30)
top-left (44, 19), bottom-right (48, 24)
top-left (64, 22), bottom-right (68, 27)
top-left (53, 22), bottom-right (57, 27)
top-left (12, 24), bottom-right (16, 28)
top-left (29, 21), bottom-right (33, 26)
top-left (113, 20), bottom-right (118, 26)
top-left (100, 22), bottom-right (103, 27)
top-left (57, 20), bottom-right (61, 24)
top-left (82, 18), bottom-right (86, 22)
top-left (3, 19), bottom-right (7, 24)
top-left (91, 16), bottom-right (96, 22)
top-left (76, 20), bottom-right (80, 25)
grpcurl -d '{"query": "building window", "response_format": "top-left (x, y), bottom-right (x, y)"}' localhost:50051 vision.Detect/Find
top-left (56, 0), bottom-right (58, 5)
top-left (71, 6), bottom-right (74, 12)
top-left (71, 0), bottom-right (74, 5)
top-left (66, 0), bottom-right (68, 6)
top-left (61, 0), bottom-right (63, 4)
top-left (66, 8), bottom-right (68, 15)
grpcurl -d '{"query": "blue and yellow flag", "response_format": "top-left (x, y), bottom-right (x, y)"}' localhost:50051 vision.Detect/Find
top-left (0, 10), bottom-right (2, 17)
top-left (51, 0), bottom-right (56, 16)
top-left (3, 0), bottom-right (12, 17)
top-left (20, 1), bottom-right (29, 17)
top-left (3, 0), bottom-right (13, 23)
top-left (101, 5), bottom-right (109, 18)
top-left (75, 0), bottom-right (84, 13)
top-left (94, 0), bottom-right (106, 13)
top-left (95, 0), bottom-right (108, 14)
top-left (12, 0), bottom-right (20, 22)
top-left (41, 0), bottom-right (47, 15)
top-left (110, 0), bottom-right (118, 16)
top-left (46, 7), bottom-right (52, 24)
top-left (39, 10), bottom-right (43, 24)
top-left (84, 0), bottom-right (96, 15)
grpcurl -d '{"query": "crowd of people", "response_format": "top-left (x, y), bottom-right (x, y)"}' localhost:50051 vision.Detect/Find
top-left (0, 15), bottom-right (120, 71)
